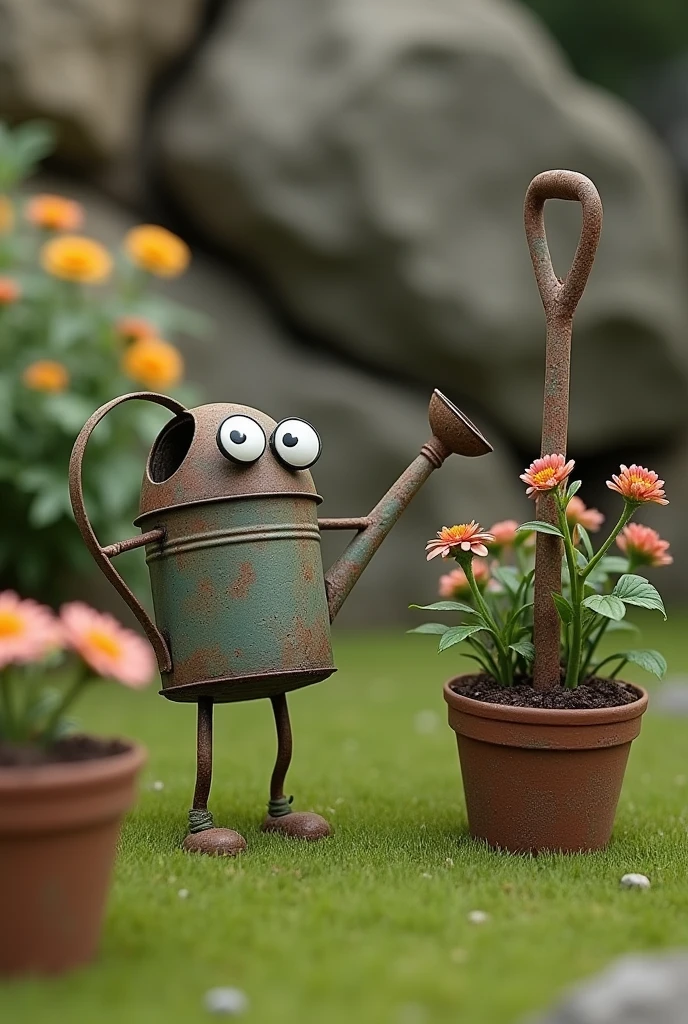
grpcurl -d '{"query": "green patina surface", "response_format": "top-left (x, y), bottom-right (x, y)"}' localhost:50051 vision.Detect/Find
top-left (146, 496), bottom-right (333, 699)
top-left (3, 617), bottom-right (688, 1023)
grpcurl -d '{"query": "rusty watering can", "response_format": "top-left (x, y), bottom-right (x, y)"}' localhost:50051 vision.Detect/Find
top-left (70, 389), bottom-right (491, 855)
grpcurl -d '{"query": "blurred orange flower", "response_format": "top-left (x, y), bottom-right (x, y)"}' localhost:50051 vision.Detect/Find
top-left (122, 337), bottom-right (184, 388)
top-left (60, 602), bottom-right (155, 688)
top-left (0, 591), bottom-right (62, 669)
top-left (0, 277), bottom-right (21, 305)
top-left (26, 194), bottom-right (84, 232)
top-left (41, 235), bottom-right (112, 284)
top-left (22, 359), bottom-right (70, 393)
top-left (115, 315), bottom-right (158, 342)
top-left (0, 195), bottom-right (14, 234)
top-left (124, 224), bottom-right (190, 278)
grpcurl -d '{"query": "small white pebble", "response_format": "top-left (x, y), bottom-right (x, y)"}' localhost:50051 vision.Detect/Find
top-left (178, 888), bottom-right (190, 899)
top-left (467, 909), bottom-right (489, 924)
top-left (421, 872), bottom-right (433, 879)
top-left (204, 988), bottom-right (249, 1015)
top-left (445, 857), bottom-right (454, 867)
top-left (152, 780), bottom-right (165, 791)
top-left (620, 873), bottom-right (651, 890)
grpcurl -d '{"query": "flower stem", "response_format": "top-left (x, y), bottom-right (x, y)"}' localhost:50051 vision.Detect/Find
top-left (42, 673), bottom-right (89, 746)
top-left (462, 556), bottom-right (511, 685)
top-left (581, 502), bottom-right (636, 580)
top-left (555, 492), bottom-right (582, 689)
top-left (1, 671), bottom-right (15, 740)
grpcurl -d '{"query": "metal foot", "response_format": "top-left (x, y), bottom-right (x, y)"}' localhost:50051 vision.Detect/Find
top-left (183, 828), bottom-right (247, 856)
top-left (261, 811), bottom-right (332, 841)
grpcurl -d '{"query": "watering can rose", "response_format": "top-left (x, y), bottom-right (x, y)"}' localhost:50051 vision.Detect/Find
top-left (411, 455), bottom-right (671, 690)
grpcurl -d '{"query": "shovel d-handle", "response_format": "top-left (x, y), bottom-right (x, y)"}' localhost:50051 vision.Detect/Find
top-left (68, 391), bottom-right (187, 675)
top-left (524, 170), bottom-right (603, 691)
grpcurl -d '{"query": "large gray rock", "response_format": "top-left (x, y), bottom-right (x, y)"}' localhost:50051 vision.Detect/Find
top-left (0, 0), bottom-right (203, 162)
top-left (45, 176), bottom-right (526, 626)
top-left (526, 953), bottom-right (688, 1023)
top-left (157, 0), bottom-right (688, 458)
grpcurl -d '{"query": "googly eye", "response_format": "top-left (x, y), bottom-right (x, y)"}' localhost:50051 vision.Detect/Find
top-left (217, 415), bottom-right (266, 464)
top-left (270, 418), bottom-right (321, 469)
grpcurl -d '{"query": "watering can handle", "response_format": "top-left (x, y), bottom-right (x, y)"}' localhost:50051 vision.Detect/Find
top-left (69, 391), bottom-right (187, 675)
top-left (524, 170), bottom-right (603, 320)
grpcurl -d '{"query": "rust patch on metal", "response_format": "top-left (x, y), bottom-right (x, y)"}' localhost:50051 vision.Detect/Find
top-left (228, 561), bottom-right (256, 600)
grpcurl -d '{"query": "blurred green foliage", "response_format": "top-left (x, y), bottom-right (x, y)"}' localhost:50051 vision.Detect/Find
top-left (523, 0), bottom-right (688, 94)
top-left (0, 121), bottom-right (205, 601)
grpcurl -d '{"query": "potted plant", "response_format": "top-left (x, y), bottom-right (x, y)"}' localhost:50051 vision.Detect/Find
top-left (0, 593), bottom-right (154, 976)
top-left (410, 170), bottom-right (670, 854)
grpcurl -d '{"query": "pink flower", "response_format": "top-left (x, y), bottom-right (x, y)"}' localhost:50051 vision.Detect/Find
top-left (425, 522), bottom-right (495, 561)
top-left (438, 560), bottom-right (490, 597)
top-left (566, 495), bottom-right (605, 532)
top-left (607, 464), bottom-right (668, 505)
top-left (60, 602), bottom-right (155, 688)
top-left (520, 454), bottom-right (575, 497)
top-left (487, 520), bottom-right (520, 548)
top-left (617, 523), bottom-right (673, 567)
top-left (0, 591), bottom-right (62, 669)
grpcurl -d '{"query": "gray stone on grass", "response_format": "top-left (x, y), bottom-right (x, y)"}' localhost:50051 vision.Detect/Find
top-left (619, 873), bottom-right (651, 890)
top-left (204, 988), bottom-right (249, 1016)
top-left (526, 953), bottom-right (688, 1023)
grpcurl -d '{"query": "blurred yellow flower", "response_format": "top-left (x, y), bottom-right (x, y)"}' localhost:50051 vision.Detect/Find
top-left (124, 225), bottom-right (190, 278)
top-left (122, 337), bottom-right (184, 388)
top-left (26, 194), bottom-right (84, 232)
top-left (41, 235), bottom-right (112, 284)
top-left (22, 360), bottom-right (70, 393)
top-left (0, 195), bottom-right (14, 234)
top-left (0, 277), bottom-right (21, 305)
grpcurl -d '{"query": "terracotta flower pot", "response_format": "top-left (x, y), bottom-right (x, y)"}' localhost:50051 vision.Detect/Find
top-left (444, 677), bottom-right (648, 854)
top-left (0, 740), bottom-right (146, 976)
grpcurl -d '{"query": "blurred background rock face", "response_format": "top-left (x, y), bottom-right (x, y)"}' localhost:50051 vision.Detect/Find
top-left (3, 0), bottom-right (688, 620)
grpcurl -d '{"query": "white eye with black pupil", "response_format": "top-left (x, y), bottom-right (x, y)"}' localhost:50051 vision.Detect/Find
top-left (217, 415), bottom-right (266, 464)
top-left (271, 418), bottom-right (321, 469)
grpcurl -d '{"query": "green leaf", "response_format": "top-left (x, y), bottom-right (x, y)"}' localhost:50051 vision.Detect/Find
top-left (583, 594), bottom-right (626, 621)
top-left (28, 485), bottom-right (69, 528)
top-left (516, 521), bottom-right (564, 538)
top-left (566, 480), bottom-right (582, 500)
top-left (621, 649), bottom-right (667, 679)
top-left (509, 640), bottom-right (535, 663)
top-left (577, 524), bottom-right (595, 560)
top-left (599, 556), bottom-right (629, 575)
top-left (409, 601), bottom-right (478, 616)
top-left (407, 623), bottom-right (449, 636)
top-left (613, 574), bottom-right (667, 619)
top-left (552, 592), bottom-right (573, 624)
top-left (438, 624), bottom-right (490, 653)
top-left (490, 565), bottom-right (521, 594)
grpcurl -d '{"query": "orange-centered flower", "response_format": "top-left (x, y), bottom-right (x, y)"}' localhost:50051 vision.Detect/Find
top-left (114, 315), bottom-right (158, 342)
top-left (566, 495), bottom-right (605, 532)
top-left (26, 193), bottom-right (84, 232)
top-left (124, 225), bottom-right (190, 278)
top-left (22, 359), bottom-right (70, 393)
top-left (0, 591), bottom-right (62, 669)
top-left (617, 523), bottom-right (673, 567)
top-left (0, 277), bottom-right (20, 305)
top-left (606, 464), bottom-right (668, 505)
top-left (425, 522), bottom-right (495, 561)
top-left (41, 235), bottom-right (112, 284)
top-left (520, 454), bottom-right (575, 497)
top-left (121, 337), bottom-right (184, 389)
top-left (0, 195), bottom-right (15, 234)
top-left (60, 602), bottom-right (155, 688)
top-left (438, 560), bottom-right (490, 597)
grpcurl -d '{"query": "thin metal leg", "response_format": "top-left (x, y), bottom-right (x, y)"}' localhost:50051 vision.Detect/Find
top-left (268, 693), bottom-right (293, 815)
top-left (188, 699), bottom-right (215, 833)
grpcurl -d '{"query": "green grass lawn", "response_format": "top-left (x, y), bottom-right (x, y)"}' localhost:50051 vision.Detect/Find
top-left (4, 616), bottom-right (688, 1024)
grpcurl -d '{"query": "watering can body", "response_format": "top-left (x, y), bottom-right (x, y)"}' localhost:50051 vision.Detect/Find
top-left (69, 389), bottom-right (492, 706)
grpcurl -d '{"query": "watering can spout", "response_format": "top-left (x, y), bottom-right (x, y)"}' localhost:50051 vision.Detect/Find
top-left (322, 391), bottom-right (492, 621)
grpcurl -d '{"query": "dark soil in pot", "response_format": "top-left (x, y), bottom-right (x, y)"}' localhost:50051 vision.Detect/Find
top-left (450, 673), bottom-right (640, 710)
top-left (0, 735), bottom-right (129, 767)
top-left (444, 674), bottom-right (648, 855)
